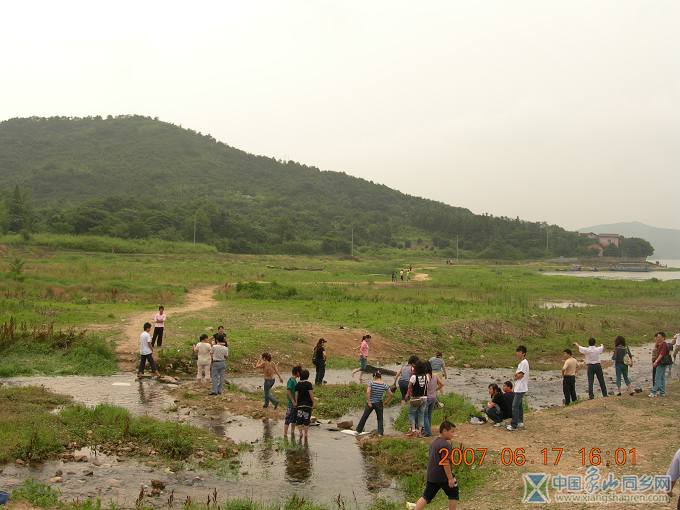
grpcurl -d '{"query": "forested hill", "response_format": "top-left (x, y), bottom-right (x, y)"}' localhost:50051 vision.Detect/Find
top-left (0, 115), bottom-right (589, 257)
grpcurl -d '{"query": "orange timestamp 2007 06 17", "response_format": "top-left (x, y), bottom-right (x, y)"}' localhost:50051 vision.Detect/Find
top-left (438, 447), bottom-right (638, 467)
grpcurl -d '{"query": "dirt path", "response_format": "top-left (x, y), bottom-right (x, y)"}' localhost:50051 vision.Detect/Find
top-left (115, 286), bottom-right (219, 371)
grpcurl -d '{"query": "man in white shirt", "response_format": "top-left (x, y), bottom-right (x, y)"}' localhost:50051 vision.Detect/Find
top-left (573, 338), bottom-right (607, 399)
top-left (507, 345), bottom-right (529, 431)
top-left (137, 322), bottom-right (160, 378)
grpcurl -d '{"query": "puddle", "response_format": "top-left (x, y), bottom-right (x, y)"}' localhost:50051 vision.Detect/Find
top-left (543, 271), bottom-right (680, 281)
top-left (538, 301), bottom-right (592, 309)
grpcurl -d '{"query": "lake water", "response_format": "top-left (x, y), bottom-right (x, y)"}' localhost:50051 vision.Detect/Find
top-left (544, 259), bottom-right (680, 281)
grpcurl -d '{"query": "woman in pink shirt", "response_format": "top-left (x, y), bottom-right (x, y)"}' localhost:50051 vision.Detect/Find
top-left (152, 306), bottom-right (166, 348)
top-left (351, 334), bottom-right (371, 382)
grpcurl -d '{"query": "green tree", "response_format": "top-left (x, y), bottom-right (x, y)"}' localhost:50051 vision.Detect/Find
top-left (602, 244), bottom-right (621, 257)
top-left (620, 237), bottom-right (654, 258)
top-left (8, 185), bottom-right (32, 234)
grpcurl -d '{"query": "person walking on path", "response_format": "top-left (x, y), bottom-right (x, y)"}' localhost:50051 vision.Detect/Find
top-left (284, 365), bottom-right (302, 436)
top-left (193, 334), bottom-right (212, 385)
top-left (407, 360), bottom-right (430, 437)
top-left (137, 322), bottom-right (160, 379)
top-left (295, 369), bottom-right (314, 440)
top-left (650, 331), bottom-right (672, 397)
top-left (483, 383), bottom-right (505, 425)
top-left (209, 337), bottom-right (228, 395)
top-left (423, 362), bottom-right (444, 436)
top-left (391, 271), bottom-right (397, 284)
top-left (507, 345), bottom-right (529, 431)
top-left (351, 335), bottom-right (370, 382)
top-left (356, 370), bottom-right (394, 436)
top-left (574, 338), bottom-right (608, 399)
top-left (151, 306), bottom-right (166, 348)
top-left (394, 355), bottom-right (418, 401)
top-left (312, 338), bottom-right (327, 386)
top-left (213, 325), bottom-right (227, 346)
top-left (410, 420), bottom-right (459, 510)
top-left (612, 336), bottom-right (635, 396)
top-left (428, 352), bottom-right (448, 388)
top-left (561, 349), bottom-right (578, 405)
top-left (256, 352), bottom-right (283, 408)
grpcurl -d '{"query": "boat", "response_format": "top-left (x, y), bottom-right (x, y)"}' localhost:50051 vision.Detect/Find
top-left (610, 263), bottom-right (650, 272)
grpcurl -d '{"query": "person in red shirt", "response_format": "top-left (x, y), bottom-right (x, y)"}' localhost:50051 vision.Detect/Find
top-left (649, 331), bottom-right (671, 397)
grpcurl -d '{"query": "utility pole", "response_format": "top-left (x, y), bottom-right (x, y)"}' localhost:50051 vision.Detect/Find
top-left (193, 213), bottom-right (197, 245)
top-left (351, 227), bottom-right (354, 257)
top-left (456, 235), bottom-right (459, 262)
top-left (545, 226), bottom-right (549, 251)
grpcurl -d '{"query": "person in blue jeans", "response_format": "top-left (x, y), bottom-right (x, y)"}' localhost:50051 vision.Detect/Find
top-left (407, 361), bottom-right (430, 437)
top-left (356, 371), bottom-right (394, 435)
top-left (256, 352), bottom-right (283, 408)
top-left (507, 345), bottom-right (529, 431)
top-left (423, 362), bottom-right (444, 437)
top-left (650, 332), bottom-right (672, 397)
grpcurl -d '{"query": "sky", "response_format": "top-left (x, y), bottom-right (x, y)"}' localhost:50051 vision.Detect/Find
top-left (1, 1), bottom-right (679, 230)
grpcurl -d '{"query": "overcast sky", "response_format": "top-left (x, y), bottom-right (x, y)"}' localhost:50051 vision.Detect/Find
top-left (2, 1), bottom-right (679, 230)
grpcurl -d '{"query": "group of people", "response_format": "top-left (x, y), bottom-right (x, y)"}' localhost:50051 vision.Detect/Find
top-left (391, 265), bottom-right (413, 283)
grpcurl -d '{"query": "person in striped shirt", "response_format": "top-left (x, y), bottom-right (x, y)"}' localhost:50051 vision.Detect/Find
top-left (355, 370), bottom-right (394, 435)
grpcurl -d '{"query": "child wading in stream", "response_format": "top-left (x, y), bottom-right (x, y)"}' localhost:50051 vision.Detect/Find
top-left (137, 322), bottom-right (160, 379)
top-left (256, 352), bottom-right (283, 409)
top-left (284, 365), bottom-right (302, 436)
top-left (408, 420), bottom-right (459, 510)
top-left (295, 369), bottom-right (314, 440)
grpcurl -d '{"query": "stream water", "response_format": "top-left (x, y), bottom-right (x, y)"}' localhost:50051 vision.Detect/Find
top-left (1, 342), bottom-right (675, 507)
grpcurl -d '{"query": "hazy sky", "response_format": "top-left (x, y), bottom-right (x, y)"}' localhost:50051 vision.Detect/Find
top-left (2, 1), bottom-right (679, 230)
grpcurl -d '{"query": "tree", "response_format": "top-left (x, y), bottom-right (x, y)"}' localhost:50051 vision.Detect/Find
top-left (620, 237), bottom-right (654, 258)
top-left (7, 186), bottom-right (32, 234)
top-left (602, 244), bottom-right (621, 257)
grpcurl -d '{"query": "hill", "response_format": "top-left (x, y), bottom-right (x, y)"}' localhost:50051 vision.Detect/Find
top-left (579, 221), bottom-right (680, 259)
top-left (0, 116), bottom-right (590, 257)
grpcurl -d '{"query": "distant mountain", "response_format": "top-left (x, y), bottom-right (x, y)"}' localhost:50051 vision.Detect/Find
top-left (0, 116), bottom-right (590, 257)
top-left (579, 222), bottom-right (680, 258)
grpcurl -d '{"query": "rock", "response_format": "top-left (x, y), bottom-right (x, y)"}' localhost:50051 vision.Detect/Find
top-left (151, 480), bottom-right (166, 490)
top-left (91, 458), bottom-right (102, 466)
top-left (150, 488), bottom-right (161, 497)
top-left (15, 459), bottom-right (25, 465)
top-left (83, 470), bottom-right (94, 477)
top-left (337, 420), bottom-right (353, 430)
top-left (55, 469), bottom-right (63, 476)
top-left (74, 454), bottom-right (89, 462)
top-left (49, 476), bottom-right (63, 484)
top-left (159, 375), bottom-right (179, 384)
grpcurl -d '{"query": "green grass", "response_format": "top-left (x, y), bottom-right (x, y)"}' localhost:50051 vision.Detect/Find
top-left (11, 479), bottom-right (61, 508)
top-left (0, 319), bottom-right (116, 377)
top-left (2, 246), bottom-right (680, 374)
top-left (362, 435), bottom-right (492, 504)
top-left (393, 393), bottom-right (478, 432)
top-left (0, 386), bottom-right (234, 466)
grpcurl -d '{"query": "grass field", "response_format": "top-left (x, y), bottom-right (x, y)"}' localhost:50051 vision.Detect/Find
top-left (2, 244), bottom-right (679, 376)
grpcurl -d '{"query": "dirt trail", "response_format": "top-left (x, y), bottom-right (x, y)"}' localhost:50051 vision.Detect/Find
top-left (115, 286), bottom-right (219, 371)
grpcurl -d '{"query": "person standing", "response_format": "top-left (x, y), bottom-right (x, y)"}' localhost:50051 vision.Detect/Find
top-left (295, 369), bottom-right (314, 440)
top-left (256, 352), bottom-right (283, 408)
top-left (500, 381), bottom-right (514, 422)
top-left (213, 325), bottom-right (228, 346)
top-left (612, 336), bottom-right (635, 396)
top-left (312, 338), bottom-right (327, 386)
top-left (650, 331), bottom-right (672, 397)
top-left (284, 365), bottom-right (302, 436)
top-left (400, 269), bottom-right (404, 281)
top-left (423, 362), bottom-right (444, 436)
top-left (407, 361), bottom-right (429, 437)
top-left (507, 345), bottom-right (529, 431)
top-left (351, 335), bottom-right (370, 382)
top-left (151, 306), bottom-right (166, 348)
top-left (561, 349), bottom-right (578, 405)
top-left (573, 338), bottom-right (607, 399)
top-left (193, 334), bottom-right (212, 385)
top-left (356, 371), bottom-right (394, 436)
top-left (209, 337), bottom-right (228, 395)
top-left (137, 322), bottom-right (160, 379)
top-left (391, 272), bottom-right (397, 284)
top-left (394, 355), bottom-right (418, 401)
top-left (410, 420), bottom-right (459, 510)
top-left (428, 352), bottom-right (447, 391)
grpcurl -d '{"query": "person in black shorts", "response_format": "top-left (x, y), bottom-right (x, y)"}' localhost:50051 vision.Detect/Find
top-left (295, 369), bottom-right (314, 441)
top-left (412, 420), bottom-right (459, 510)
